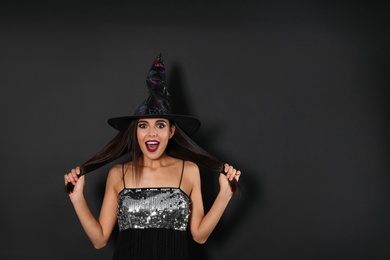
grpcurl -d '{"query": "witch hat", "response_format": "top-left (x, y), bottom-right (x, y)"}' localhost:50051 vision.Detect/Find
top-left (107, 53), bottom-right (201, 135)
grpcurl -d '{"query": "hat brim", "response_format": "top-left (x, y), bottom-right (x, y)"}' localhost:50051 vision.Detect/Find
top-left (108, 114), bottom-right (201, 136)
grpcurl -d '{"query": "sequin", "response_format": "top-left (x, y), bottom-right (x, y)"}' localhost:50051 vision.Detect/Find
top-left (117, 188), bottom-right (190, 231)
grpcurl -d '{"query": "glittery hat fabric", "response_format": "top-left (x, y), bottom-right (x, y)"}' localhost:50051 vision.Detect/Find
top-left (108, 54), bottom-right (201, 135)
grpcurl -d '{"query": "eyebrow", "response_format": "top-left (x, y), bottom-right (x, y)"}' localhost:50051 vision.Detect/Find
top-left (137, 119), bottom-right (169, 124)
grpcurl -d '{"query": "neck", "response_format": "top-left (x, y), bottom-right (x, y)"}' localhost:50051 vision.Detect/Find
top-left (141, 153), bottom-right (173, 169)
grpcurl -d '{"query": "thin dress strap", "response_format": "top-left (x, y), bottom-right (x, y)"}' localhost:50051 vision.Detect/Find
top-left (122, 163), bottom-right (126, 189)
top-left (178, 160), bottom-right (185, 189)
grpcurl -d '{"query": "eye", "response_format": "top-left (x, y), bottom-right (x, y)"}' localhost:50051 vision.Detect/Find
top-left (157, 123), bottom-right (167, 129)
top-left (138, 123), bottom-right (147, 129)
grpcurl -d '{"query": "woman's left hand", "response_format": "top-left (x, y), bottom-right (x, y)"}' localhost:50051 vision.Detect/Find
top-left (219, 163), bottom-right (241, 196)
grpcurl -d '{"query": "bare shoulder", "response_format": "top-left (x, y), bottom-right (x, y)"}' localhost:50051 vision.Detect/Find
top-left (183, 161), bottom-right (200, 180)
top-left (180, 161), bottom-right (202, 198)
top-left (107, 163), bottom-right (123, 179)
top-left (106, 163), bottom-right (125, 192)
top-left (184, 160), bottom-right (199, 171)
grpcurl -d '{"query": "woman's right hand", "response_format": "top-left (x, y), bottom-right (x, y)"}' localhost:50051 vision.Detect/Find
top-left (64, 166), bottom-right (85, 200)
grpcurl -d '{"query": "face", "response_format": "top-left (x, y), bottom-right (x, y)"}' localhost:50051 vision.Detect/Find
top-left (136, 118), bottom-right (175, 160)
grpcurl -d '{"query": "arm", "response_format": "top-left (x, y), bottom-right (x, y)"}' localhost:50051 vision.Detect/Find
top-left (64, 166), bottom-right (120, 249)
top-left (189, 163), bottom-right (241, 244)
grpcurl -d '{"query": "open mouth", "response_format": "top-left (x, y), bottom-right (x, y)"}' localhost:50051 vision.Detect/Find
top-left (145, 141), bottom-right (160, 152)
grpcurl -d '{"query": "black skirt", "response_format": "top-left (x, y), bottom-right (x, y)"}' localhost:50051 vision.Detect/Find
top-left (112, 228), bottom-right (189, 260)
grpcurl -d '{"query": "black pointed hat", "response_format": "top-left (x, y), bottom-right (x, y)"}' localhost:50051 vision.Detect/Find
top-left (107, 54), bottom-right (201, 135)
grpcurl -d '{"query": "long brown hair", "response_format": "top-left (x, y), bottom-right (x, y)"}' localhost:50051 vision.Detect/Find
top-left (65, 119), bottom-right (240, 194)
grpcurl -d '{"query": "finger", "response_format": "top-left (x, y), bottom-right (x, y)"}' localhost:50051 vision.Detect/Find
top-left (235, 170), bottom-right (241, 181)
top-left (65, 173), bottom-right (75, 186)
top-left (66, 174), bottom-right (74, 186)
top-left (223, 163), bottom-right (229, 174)
top-left (226, 165), bottom-right (234, 180)
top-left (222, 164), bottom-right (230, 178)
top-left (67, 169), bottom-right (79, 185)
top-left (71, 169), bottom-right (79, 181)
top-left (229, 168), bottom-right (237, 181)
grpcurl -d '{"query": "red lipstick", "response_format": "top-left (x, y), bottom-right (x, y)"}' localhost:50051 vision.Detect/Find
top-left (145, 140), bottom-right (160, 152)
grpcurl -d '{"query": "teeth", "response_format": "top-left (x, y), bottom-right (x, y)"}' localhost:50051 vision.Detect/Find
top-left (146, 141), bottom-right (159, 145)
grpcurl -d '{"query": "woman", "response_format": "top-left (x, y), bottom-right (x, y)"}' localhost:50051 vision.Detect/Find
top-left (64, 54), bottom-right (241, 259)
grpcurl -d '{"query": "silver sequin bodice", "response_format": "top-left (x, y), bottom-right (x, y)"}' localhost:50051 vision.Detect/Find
top-left (117, 188), bottom-right (190, 231)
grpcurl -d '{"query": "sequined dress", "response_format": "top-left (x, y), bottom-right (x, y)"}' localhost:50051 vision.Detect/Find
top-left (112, 162), bottom-right (191, 260)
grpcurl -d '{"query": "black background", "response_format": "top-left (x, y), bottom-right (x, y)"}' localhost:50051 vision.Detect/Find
top-left (0, 1), bottom-right (389, 259)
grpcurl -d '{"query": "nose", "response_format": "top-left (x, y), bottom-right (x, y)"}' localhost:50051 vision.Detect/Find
top-left (148, 128), bottom-right (157, 137)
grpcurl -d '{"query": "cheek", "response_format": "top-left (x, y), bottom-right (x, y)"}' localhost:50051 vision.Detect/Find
top-left (137, 131), bottom-right (145, 143)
